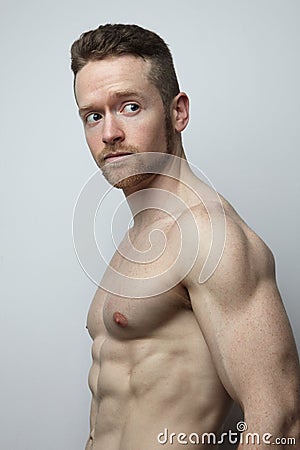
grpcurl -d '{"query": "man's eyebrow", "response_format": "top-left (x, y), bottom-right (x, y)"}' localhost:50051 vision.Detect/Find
top-left (112, 89), bottom-right (146, 100)
top-left (78, 105), bottom-right (96, 117)
top-left (78, 90), bottom-right (146, 117)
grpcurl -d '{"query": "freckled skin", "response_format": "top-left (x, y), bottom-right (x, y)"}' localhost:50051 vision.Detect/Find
top-left (76, 56), bottom-right (300, 450)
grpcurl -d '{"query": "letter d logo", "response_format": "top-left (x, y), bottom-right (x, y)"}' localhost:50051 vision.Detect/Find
top-left (157, 428), bottom-right (168, 444)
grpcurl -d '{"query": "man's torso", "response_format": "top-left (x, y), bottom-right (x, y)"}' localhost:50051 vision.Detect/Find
top-left (86, 203), bottom-right (234, 450)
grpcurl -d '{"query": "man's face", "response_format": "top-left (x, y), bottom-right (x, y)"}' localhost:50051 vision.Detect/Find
top-left (75, 55), bottom-right (173, 189)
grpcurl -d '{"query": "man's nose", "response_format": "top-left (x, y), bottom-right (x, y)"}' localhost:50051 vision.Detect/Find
top-left (102, 115), bottom-right (125, 145)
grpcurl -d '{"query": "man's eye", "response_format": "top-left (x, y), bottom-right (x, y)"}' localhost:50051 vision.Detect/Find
top-left (123, 103), bottom-right (140, 113)
top-left (86, 113), bottom-right (102, 123)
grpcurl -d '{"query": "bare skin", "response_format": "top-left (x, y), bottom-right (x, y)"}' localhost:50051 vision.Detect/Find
top-left (75, 56), bottom-right (300, 450)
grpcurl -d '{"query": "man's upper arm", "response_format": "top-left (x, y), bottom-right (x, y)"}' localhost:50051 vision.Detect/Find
top-left (182, 208), bottom-right (299, 420)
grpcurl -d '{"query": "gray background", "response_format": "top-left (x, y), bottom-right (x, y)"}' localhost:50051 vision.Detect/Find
top-left (1, 0), bottom-right (299, 449)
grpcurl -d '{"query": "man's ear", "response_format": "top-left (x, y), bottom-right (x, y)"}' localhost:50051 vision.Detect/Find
top-left (171, 92), bottom-right (189, 132)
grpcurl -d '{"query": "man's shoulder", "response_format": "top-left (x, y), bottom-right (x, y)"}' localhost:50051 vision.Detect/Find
top-left (173, 193), bottom-right (275, 291)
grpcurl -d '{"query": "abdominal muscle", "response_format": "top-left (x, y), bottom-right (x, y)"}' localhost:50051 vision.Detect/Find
top-left (87, 308), bottom-right (232, 450)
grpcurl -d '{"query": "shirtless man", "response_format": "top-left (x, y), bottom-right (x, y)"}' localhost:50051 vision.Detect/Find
top-left (71, 24), bottom-right (300, 449)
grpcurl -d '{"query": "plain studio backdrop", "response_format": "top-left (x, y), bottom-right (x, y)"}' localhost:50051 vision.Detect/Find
top-left (1, 1), bottom-right (299, 449)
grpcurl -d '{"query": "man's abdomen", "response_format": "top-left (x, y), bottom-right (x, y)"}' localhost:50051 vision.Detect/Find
top-left (91, 329), bottom-right (232, 450)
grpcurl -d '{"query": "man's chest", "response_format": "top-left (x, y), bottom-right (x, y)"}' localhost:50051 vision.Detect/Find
top-left (99, 218), bottom-right (188, 299)
top-left (87, 219), bottom-right (194, 340)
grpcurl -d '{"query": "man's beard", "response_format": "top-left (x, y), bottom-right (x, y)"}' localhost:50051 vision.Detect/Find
top-left (95, 144), bottom-right (153, 189)
top-left (95, 112), bottom-right (175, 190)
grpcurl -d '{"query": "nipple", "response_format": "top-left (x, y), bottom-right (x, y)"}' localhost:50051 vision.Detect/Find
top-left (113, 311), bottom-right (128, 328)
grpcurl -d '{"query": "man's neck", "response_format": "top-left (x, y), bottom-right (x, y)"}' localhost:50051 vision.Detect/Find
top-left (123, 149), bottom-right (196, 228)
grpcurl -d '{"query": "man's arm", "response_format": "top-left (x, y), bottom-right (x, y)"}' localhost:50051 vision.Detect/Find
top-left (181, 206), bottom-right (300, 448)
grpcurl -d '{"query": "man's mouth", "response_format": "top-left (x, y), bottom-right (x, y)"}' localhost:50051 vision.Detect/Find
top-left (104, 152), bottom-right (133, 163)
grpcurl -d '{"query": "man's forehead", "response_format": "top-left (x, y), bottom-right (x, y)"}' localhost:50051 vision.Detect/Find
top-left (75, 56), bottom-right (154, 104)
top-left (76, 56), bottom-right (151, 88)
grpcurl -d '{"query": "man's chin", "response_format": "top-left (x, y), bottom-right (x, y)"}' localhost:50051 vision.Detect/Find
top-left (102, 171), bottom-right (152, 190)
top-left (98, 151), bottom-right (169, 190)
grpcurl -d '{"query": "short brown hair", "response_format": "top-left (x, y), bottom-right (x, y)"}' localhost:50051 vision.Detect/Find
top-left (70, 23), bottom-right (180, 110)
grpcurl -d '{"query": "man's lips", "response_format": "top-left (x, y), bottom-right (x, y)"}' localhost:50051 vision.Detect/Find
top-left (103, 152), bottom-right (133, 163)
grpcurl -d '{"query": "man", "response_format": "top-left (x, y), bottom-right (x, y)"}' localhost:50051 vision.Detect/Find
top-left (71, 24), bottom-right (300, 449)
